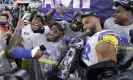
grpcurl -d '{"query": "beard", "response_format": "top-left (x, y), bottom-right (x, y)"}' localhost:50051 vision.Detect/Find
top-left (85, 27), bottom-right (96, 36)
top-left (70, 23), bottom-right (83, 32)
top-left (113, 17), bottom-right (123, 25)
top-left (114, 18), bottom-right (119, 24)
top-left (71, 26), bottom-right (81, 32)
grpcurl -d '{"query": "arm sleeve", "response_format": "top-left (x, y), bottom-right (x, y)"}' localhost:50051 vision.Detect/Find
top-left (97, 35), bottom-right (118, 51)
top-left (12, 46), bottom-right (32, 59)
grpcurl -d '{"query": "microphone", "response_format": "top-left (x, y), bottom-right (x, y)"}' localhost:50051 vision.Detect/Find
top-left (31, 45), bottom-right (46, 58)
top-left (39, 45), bottom-right (46, 51)
top-left (129, 29), bottom-right (133, 44)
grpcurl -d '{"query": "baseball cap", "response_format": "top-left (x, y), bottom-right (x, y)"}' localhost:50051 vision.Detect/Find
top-left (74, 10), bottom-right (83, 17)
top-left (81, 11), bottom-right (99, 18)
top-left (114, 0), bottom-right (133, 12)
top-left (72, 10), bottom-right (83, 23)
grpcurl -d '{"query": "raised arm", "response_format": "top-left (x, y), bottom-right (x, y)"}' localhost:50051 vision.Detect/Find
top-left (5, 6), bottom-right (24, 53)
top-left (45, 7), bottom-right (69, 22)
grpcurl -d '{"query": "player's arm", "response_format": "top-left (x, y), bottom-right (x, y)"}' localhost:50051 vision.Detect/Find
top-left (8, 45), bottom-right (46, 59)
top-left (5, 18), bottom-right (24, 53)
top-left (6, 6), bottom-right (23, 49)
top-left (95, 35), bottom-right (118, 62)
top-left (44, 9), bottom-right (55, 23)
top-left (5, 28), bottom-right (24, 53)
top-left (45, 7), bottom-right (69, 21)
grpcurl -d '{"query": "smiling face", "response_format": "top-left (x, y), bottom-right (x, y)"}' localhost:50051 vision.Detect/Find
top-left (31, 15), bottom-right (43, 31)
top-left (0, 14), bottom-right (9, 26)
top-left (0, 15), bottom-right (8, 23)
top-left (71, 21), bottom-right (82, 32)
top-left (71, 15), bottom-right (82, 32)
top-left (113, 5), bottom-right (129, 25)
top-left (46, 24), bottom-right (63, 42)
top-left (82, 16), bottom-right (97, 34)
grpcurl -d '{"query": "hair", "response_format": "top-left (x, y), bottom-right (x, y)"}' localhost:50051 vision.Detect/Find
top-left (31, 13), bottom-right (44, 24)
top-left (0, 13), bottom-right (9, 19)
top-left (52, 22), bottom-right (64, 35)
top-left (29, 11), bottom-right (44, 22)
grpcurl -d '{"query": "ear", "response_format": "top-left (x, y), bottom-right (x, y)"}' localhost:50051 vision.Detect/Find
top-left (125, 12), bottom-right (128, 16)
top-left (125, 10), bottom-right (131, 16)
top-left (94, 17), bottom-right (100, 24)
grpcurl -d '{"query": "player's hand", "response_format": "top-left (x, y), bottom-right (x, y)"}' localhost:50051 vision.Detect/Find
top-left (69, 38), bottom-right (84, 49)
top-left (33, 45), bottom-right (46, 59)
top-left (34, 49), bottom-right (44, 59)
top-left (4, 30), bottom-right (12, 37)
top-left (55, 7), bottom-right (69, 15)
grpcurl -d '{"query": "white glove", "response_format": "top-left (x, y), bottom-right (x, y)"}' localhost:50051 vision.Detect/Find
top-left (69, 38), bottom-right (84, 49)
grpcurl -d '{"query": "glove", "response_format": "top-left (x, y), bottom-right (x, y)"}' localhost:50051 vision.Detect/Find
top-left (69, 38), bottom-right (84, 49)
top-left (31, 45), bottom-right (46, 58)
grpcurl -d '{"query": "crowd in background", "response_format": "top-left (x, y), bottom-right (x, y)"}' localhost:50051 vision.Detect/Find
top-left (0, 0), bottom-right (133, 80)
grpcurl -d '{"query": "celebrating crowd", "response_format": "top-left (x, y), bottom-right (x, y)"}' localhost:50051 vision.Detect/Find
top-left (0, 0), bottom-right (133, 80)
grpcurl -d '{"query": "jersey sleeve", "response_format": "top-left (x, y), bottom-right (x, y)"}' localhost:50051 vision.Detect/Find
top-left (97, 34), bottom-right (118, 50)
